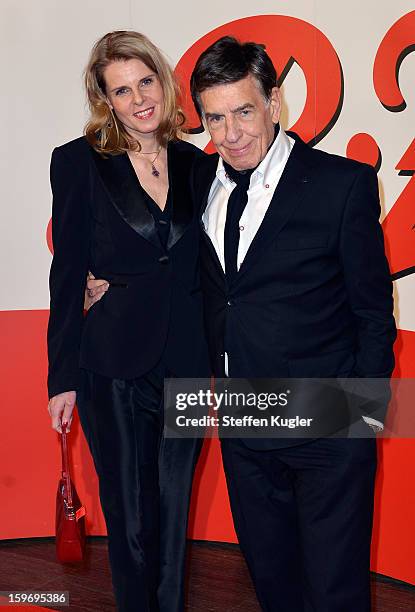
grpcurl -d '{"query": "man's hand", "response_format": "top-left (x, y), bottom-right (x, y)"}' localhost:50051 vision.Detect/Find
top-left (48, 391), bottom-right (76, 433)
top-left (84, 273), bottom-right (109, 310)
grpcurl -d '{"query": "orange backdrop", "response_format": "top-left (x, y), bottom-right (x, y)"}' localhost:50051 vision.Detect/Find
top-left (0, 311), bottom-right (414, 583)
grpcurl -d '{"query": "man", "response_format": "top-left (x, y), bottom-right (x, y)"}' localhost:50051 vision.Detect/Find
top-left (188, 37), bottom-right (395, 611)
top-left (87, 36), bottom-right (395, 611)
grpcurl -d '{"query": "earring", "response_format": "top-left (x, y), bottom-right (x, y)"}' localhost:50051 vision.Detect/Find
top-left (107, 106), bottom-right (120, 144)
top-left (107, 106), bottom-right (115, 126)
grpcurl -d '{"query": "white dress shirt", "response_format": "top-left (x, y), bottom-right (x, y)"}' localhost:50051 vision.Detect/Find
top-left (202, 127), bottom-right (383, 432)
top-left (202, 127), bottom-right (294, 272)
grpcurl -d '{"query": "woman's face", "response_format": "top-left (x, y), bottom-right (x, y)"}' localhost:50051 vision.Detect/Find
top-left (103, 58), bottom-right (165, 140)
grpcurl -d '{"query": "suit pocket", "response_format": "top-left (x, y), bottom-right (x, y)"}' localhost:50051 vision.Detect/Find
top-left (275, 233), bottom-right (329, 250)
top-left (189, 286), bottom-right (202, 297)
top-left (288, 347), bottom-right (355, 377)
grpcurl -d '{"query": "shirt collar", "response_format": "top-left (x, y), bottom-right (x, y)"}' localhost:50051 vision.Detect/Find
top-left (215, 126), bottom-right (293, 190)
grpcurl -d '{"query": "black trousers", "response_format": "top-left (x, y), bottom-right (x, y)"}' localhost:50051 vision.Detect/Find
top-left (77, 364), bottom-right (201, 612)
top-left (220, 437), bottom-right (377, 612)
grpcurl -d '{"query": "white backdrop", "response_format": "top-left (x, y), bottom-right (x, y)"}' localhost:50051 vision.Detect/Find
top-left (1, 0), bottom-right (414, 332)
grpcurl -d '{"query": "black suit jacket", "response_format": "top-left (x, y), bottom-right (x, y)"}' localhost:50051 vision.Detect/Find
top-left (48, 137), bottom-right (210, 398)
top-left (192, 132), bottom-right (396, 445)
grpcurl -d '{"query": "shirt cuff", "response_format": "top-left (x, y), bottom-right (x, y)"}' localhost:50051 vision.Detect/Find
top-left (362, 415), bottom-right (384, 432)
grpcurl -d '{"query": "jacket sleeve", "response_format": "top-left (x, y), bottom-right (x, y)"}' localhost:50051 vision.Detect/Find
top-left (339, 164), bottom-right (397, 422)
top-left (47, 146), bottom-right (91, 399)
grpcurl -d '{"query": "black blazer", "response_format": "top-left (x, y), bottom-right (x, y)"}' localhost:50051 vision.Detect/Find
top-left (48, 137), bottom-right (210, 398)
top-left (192, 132), bottom-right (396, 440)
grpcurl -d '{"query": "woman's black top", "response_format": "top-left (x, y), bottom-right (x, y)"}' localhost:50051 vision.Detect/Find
top-left (140, 185), bottom-right (172, 250)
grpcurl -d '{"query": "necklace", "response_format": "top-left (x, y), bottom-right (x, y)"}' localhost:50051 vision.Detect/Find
top-left (134, 147), bottom-right (162, 178)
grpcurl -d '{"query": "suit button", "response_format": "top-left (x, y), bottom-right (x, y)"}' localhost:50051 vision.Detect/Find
top-left (227, 300), bottom-right (234, 306)
top-left (158, 255), bottom-right (169, 264)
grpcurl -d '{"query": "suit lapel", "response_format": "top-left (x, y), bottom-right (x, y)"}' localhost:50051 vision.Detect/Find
top-left (197, 154), bottom-right (226, 277)
top-left (92, 149), bottom-right (161, 249)
top-left (198, 156), bottom-right (218, 221)
top-left (201, 229), bottom-right (226, 279)
top-left (236, 135), bottom-right (316, 282)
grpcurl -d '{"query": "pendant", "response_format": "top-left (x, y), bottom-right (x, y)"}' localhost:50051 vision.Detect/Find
top-left (152, 164), bottom-right (160, 178)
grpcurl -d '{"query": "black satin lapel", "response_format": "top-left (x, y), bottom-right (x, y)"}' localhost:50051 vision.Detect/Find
top-left (166, 142), bottom-right (194, 250)
top-left (92, 150), bottom-right (161, 249)
top-left (237, 139), bottom-right (314, 281)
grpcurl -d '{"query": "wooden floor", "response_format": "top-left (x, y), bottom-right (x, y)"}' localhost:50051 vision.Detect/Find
top-left (0, 537), bottom-right (414, 611)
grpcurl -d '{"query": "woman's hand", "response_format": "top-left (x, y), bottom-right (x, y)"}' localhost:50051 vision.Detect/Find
top-left (48, 391), bottom-right (76, 433)
top-left (84, 272), bottom-right (109, 310)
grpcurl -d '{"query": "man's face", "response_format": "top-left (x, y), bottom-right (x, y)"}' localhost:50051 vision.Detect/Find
top-left (200, 74), bottom-right (281, 170)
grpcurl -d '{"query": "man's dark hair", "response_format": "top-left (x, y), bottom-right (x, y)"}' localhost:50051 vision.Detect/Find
top-left (190, 36), bottom-right (277, 118)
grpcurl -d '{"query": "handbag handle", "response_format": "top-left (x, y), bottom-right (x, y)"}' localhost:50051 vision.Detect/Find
top-left (60, 422), bottom-right (73, 507)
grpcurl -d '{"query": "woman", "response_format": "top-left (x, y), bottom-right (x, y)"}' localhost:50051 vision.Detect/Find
top-left (47, 30), bottom-right (209, 612)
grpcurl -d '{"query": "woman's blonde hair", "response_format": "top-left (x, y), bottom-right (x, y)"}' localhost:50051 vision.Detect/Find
top-left (84, 31), bottom-right (185, 155)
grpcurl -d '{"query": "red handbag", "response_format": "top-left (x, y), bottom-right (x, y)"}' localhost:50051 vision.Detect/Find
top-left (55, 422), bottom-right (86, 563)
